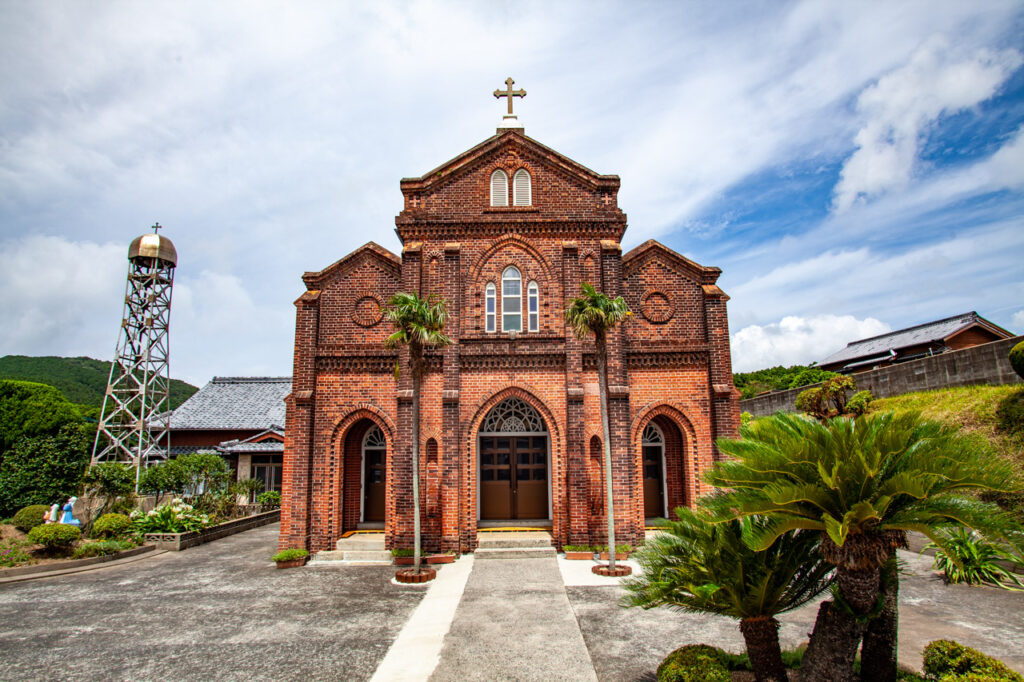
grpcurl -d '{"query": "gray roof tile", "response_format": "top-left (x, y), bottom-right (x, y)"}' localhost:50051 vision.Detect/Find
top-left (170, 377), bottom-right (291, 430)
top-left (819, 312), bottom-right (993, 367)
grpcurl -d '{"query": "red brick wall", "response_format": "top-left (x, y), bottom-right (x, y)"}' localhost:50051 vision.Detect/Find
top-left (279, 129), bottom-right (739, 553)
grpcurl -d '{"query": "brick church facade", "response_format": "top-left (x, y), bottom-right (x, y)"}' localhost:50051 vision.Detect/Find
top-left (280, 119), bottom-right (739, 554)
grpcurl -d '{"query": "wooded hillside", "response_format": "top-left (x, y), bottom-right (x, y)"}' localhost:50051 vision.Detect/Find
top-left (0, 356), bottom-right (198, 410)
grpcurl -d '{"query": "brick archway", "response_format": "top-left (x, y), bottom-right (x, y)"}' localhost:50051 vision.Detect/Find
top-left (631, 403), bottom-right (698, 517)
top-left (327, 406), bottom-right (396, 543)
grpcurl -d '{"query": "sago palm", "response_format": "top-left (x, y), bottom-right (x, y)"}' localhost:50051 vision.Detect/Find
top-left (623, 507), bottom-right (832, 682)
top-left (565, 282), bottom-right (631, 569)
top-left (706, 411), bottom-right (1020, 681)
top-left (384, 292), bottom-right (452, 574)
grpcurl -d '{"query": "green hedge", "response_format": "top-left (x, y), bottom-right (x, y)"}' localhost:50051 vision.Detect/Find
top-left (272, 548), bottom-right (308, 562)
top-left (12, 504), bottom-right (49, 532)
top-left (1009, 341), bottom-right (1024, 380)
top-left (922, 639), bottom-right (1023, 681)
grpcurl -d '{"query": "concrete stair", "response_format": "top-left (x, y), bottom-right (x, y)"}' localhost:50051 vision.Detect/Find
top-left (308, 533), bottom-right (391, 566)
top-left (474, 531), bottom-right (555, 560)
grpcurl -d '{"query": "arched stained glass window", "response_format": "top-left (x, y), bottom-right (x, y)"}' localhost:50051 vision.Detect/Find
top-left (527, 281), bottom-right (539, 332)
top-left (501, 266), bottom-right (521, 332)
top-left (485, 282), bottom-right (496, 333)
top-left (480, 397), bottom-right (547, 433)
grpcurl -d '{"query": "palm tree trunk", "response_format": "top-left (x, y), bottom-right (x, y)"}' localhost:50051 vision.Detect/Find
top-left (596, 332), bottom-right (616, 569)
top-left (411, 349), bottom-right (422, 574)
top-left (800, 565), bottom-right (879, 681)
top-left (860, 555), bottom-right (899, 682)
top-left (739, 616), bottom-right (788, 682)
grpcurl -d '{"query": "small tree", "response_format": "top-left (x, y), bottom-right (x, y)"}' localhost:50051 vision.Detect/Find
top-left (624, 507), bottom-right (832, 681)
top-left (565, 283), bottom-right (631, 570)
top-left (384, 292), bottom-right (452, 575)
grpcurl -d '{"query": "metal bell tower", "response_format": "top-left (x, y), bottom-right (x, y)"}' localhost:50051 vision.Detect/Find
top-left (92, 224), bottom-right (178, 486)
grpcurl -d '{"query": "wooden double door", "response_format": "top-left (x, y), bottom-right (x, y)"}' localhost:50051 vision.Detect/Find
top-left (480, 435), bottom-right (548, 519)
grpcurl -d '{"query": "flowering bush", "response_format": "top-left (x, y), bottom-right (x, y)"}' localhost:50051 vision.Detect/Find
top-left (131, 499), bottom-right (210, 534)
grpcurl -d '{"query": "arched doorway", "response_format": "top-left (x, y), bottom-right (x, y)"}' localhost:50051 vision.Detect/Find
top-left (478, 397), bottom-right (549, 520)
top-left (362, 425), bottom-right (387, 522)
top-left (641, 423), bottom-right (667, 518)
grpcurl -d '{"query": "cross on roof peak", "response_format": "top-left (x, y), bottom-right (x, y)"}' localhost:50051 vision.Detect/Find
top-left (151, 222), bottom-right (162, 234)
top-left (493, 77), bottom-right (526, 115)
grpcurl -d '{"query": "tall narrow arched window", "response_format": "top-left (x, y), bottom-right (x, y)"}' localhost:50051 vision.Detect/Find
top-left (527, 281), bottom-right (539, 332)
top-left (485, 282), bottom-right (496, 333)
top-left (501, 266), bottom-right (522, 332)
top-left (513, 169), bottom-right (531, 206)
top-left (490, 169), bottom-right (508, 207)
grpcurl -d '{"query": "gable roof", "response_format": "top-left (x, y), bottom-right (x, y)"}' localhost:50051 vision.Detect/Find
top-left (170, 377), bottom-right (291, 430)
top-left (622, 240), bottom-right (722, 285)
top-left (217, 428), bottom-right (285, 454)
top-left (302, 241), bottom-right (401, 291)
top-left (819, 312), bottom-right (1012, 367)
top-left (398, 129), bottom-right (620, 195)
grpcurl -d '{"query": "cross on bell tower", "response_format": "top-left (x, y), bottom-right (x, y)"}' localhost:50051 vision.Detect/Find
top-left (494, 76), bottom-right (526, 132)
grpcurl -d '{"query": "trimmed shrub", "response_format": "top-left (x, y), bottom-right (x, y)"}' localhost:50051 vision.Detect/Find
top-left (91, 513), bottom-right (132, 539)
top-left (1009, 341), bottom-right (1024, 380)
top-left (27, 523), bottom-right (81, 550)
top-left (12, 504), bottom-right (50, 533)
top-left (847, 389), bottom-right (873, 416)
top-left (657, 645), bottom-right (731, 682)
top-left (922, 639), bottom-right (1023, 681)
top-left (272, 548), bottom-right (309, 562)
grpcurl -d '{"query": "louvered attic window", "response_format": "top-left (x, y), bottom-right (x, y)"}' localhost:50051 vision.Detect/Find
top-left (513, 169), bottom-right (531, 206)
top-left (490, 169), bottom-right (508, 207)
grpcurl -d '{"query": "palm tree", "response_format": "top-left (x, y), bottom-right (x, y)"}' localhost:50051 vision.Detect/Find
top-left (384, 292), bottom-right (452, 575)
top-left (706, 411), bottom-right (1020, 681)
top-left (565, 283), bottom-right (631, 570)
top-left (623, 507), bottom-right (832, 682)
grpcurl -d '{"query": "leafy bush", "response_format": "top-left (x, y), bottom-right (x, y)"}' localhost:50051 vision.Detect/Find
top-left (391, 548), bottom-right (414, 557)
top-left (232, 477), bottom-right (264, 500)
top-left (0, 537), bottom-right (34, 567)
top-left (0, 423), bottom-right (92, 518)
top-left (91, 513), bottom-right (132, 539)
top-left (138, 459), bottom-right (189, 504)
top-left (922, 639), bottom-right (1023, 681)
top-left (846, 389), bottom-right (873, 416)
top-left (131, 499), bottom-right (210, 534)
top-left (657, 645), bottom-right (731, 682)
top-left (82, 462), bottom-right (136, 517)
top-left (28, 523), bottom-right (81, 551)
top-left (72, 539), bottom-right (134, 559)
top-left (739, 411), bottom-right (753, 427)
top-left (926, 527), bottom-right (1024, 590)
top-left (12, 504), bottom-right (50, 532)
top-left (794, 375), bottom-right (857, 420)
top-left (257, 490), bottom-right (281, 507)
top-left (787, 367), bottom-right (839, 390)
top-left (1009, 341), bottom-right (1024, 380)
top-left (272, 548), bottom-right (309, 562)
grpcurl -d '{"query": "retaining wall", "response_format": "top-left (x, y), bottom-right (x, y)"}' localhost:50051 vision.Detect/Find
top-left (144, 509), bottom-right (280, 551)
top-left (740, 335), bottom-right (1023, 417)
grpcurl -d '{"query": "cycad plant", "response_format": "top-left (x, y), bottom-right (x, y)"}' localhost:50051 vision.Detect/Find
top-left (564, 282), bottom-right (631, 570)
top-left (384, 292), bottom-right (452, 575)
top-left (706, 411), bottom-right (1020, 682)
top-left (623, 507), bottom-right (832, 682)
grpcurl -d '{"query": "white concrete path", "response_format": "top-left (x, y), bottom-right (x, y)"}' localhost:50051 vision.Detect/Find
top-left (370, 554), bottom-right (475, 682)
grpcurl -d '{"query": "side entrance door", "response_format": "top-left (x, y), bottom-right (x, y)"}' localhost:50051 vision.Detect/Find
top-left (480, 436), bottom-right (548, 519)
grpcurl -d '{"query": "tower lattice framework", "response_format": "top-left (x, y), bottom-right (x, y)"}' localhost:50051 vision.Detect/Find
top-left (92, 225), bottom-right (177, 484)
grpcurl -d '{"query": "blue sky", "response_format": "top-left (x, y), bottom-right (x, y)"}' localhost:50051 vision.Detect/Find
top-left (1, 1), bottom-right (1022, 383)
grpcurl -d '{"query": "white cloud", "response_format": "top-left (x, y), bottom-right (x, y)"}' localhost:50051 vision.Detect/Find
top-left (0, 235), bottom-right (125, 359)
top-left (832, 37), bottom-right (1022, 212)
top-left (1012, 310), bottom-right (1024, 333)
top-left (730, 314), bottom-right (891, 372)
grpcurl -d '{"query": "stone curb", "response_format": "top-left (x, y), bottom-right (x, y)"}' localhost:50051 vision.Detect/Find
top-left (0, 545), bottom-right (164, 584)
